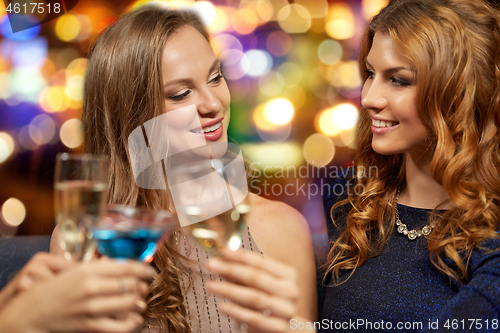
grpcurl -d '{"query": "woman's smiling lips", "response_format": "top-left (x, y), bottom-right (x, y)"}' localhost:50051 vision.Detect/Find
top-left (190, 118), bottom-right (224, 141)
top-left (370, 116), bottom-right (400, 134)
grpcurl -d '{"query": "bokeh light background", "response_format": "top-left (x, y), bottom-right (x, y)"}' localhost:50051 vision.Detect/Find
top-left (0, 0), bottom-right (388, 255)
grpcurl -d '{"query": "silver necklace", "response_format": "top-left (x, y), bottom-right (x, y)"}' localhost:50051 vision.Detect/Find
top-left (395, 188), bottom-right (434, 240)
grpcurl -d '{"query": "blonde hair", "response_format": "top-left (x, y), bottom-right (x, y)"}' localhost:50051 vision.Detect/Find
top-left (82, 6), bottom-right (209, 332)
top-left (324, 0), bottom-right (500, 283)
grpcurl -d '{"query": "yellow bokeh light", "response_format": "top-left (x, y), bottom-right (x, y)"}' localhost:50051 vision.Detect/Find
top-left (29, 114), bottom-right (56, 145)
top-left (60, 118), bottom-right (84, 148)
top-left (278, 4), bottom-right (311, 34)
top-left (66, 58), bottom-right (87, 79)
top-left (295, 0), bottom-right (328, 18)
top-left (43, 86), bottom-right (68, 112)
top-left (317, 103), bottom-right (359, 137)
top-left (55, 15), bottom-right (81, 42)
top-left (318, 40), bottom-right (343, 65)
top-left (192, 1), bottom-right (216, 26)
top-left (317, 107), bottom-right (341, 137)
top-left (232, 9), bottom-right (258, 35)
top-left (1, 198), bottom-right (26, 227)
top-left (325, 3), bottom-right (355, 40)
top-left (239, 0), bottom-right (273, 24)
top-left (362, 0), bottom-right (389, 20)
top-left (242, 142), bottom-right (303, 170)
top-left (303, 133), bottom-right (335, 167)
top-left (332, 61), bottom-right (362, 89)
top-left (263, 98), bottom-right (295, 126)
top-left (340, 127), bottom-right (357, 149)
top-left (207, 7), bottom-right (229, 34)
top-left (253, 103), bottom-right (276, 131)
top-left (0, 132), bottom-right (14, 162)
top-left (65, 75), bottom-right (84, 102)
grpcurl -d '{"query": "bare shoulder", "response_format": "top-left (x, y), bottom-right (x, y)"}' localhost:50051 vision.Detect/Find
top-left (245, 193), bottom-right (312, 259)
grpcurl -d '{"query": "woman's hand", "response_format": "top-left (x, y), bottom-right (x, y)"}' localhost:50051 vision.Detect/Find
top-left (0, 252), bottom-right (74, 309)
top-left (0, 256), bottom-right (155, 333)
top-left (206, 250), bottom-right (300, 333)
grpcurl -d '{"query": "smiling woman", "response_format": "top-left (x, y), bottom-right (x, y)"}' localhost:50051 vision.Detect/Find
top-left (320, 0), bottom-right (500, 331)
top-left (50, 5), bottom-right (316, 333)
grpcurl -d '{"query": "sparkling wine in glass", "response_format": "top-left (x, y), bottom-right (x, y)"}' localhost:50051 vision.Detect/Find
top-left (169, 155), bottom-right (250, 255)
top-left (54, 153), bottom-right (108, 261)
top-left (90, 205), bottom-right (176, 262)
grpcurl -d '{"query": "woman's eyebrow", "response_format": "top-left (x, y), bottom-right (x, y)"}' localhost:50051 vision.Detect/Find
top-left (163, 59), bottom-right (221, 89)
top-left (365, 59), bottom-right (415, 75)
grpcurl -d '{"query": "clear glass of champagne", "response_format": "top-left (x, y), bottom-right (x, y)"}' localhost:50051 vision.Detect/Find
top-left (169, 158), bottom-right (250, 255)
top-left (54, 153), bottom-right (108, 261)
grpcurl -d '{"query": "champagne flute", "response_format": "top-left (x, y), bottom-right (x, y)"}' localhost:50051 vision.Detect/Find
top-left (54, 153), bottom-right (108, 261)
top-left (90, 205), bottom-right (175, 262)
top-left (169, 157), bottom-right (250, 255)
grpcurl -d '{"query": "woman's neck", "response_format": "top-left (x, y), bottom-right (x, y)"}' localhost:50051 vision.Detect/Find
top-left (397, 152), bottom-right (453, 209)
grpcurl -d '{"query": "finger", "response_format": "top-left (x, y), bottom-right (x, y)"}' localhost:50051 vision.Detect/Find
top-left (76, 312), bottom-right (144, 333)
top-left (207, 281), bottom-right (295, 319)
top-left (219, 250), bottom-right (297, 280)
top-left (17, 253), bottom-right (73, 290)
top-left (208, 259), bottom-right (299, 300)
top-left (218, 302), bottom-right (288, 333)
top-left (78, 294), bottom-right (147, 316)
top-left (76, 276), bottom-right (149, 298)
top-left (78, 260), bottom-right (156, 280)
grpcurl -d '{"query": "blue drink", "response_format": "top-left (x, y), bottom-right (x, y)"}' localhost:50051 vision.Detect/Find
top-left (92, 228), bottom-right (165, 262)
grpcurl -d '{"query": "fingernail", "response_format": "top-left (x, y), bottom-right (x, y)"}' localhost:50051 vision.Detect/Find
top-left (135, 300), bottom-right (147, 312)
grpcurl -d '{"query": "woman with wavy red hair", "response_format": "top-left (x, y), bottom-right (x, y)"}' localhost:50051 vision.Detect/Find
top-left (320, 0), bottom-right (500, 330)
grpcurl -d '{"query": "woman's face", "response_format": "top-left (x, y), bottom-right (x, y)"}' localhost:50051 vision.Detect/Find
top-left (361, 32), bottom-right (428, 157)
top-left (161, 25), bottom-right (230, 152)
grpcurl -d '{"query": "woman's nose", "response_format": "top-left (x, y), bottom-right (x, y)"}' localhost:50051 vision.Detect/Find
top-left (197, 87), bottom-right (221, 116)
top-left (361, 80), bottom-right (387, 111)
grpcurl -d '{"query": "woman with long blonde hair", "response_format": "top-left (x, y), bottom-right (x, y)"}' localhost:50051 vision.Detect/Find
top-left (51, 5), bottom-right (316, 333)
top-left (320, 0), bottom-right (500, 330)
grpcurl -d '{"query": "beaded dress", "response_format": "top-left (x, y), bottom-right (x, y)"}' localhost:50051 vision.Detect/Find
top-left (319, 174), bottom-right (500, 333)
top-left (142, 226), bottom-right (261, 333)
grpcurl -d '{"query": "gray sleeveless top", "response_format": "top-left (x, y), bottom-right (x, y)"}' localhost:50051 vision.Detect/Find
top-left (141, 226), bottom-right (261, 333)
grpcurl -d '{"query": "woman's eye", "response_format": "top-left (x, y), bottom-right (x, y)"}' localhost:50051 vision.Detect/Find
top-left (168, 90), bottom-right (190, 101)
top-left (391, 77), bottom-right (411, 87)
top-left (210, 72), bottom-right (223, 84)
top-left (364, 70), bottom-right (374, 79)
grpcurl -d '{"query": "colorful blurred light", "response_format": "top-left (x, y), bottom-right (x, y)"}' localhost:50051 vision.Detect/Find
top-left (192, 1), bottom-right (216, 26)
top-left (232, 9), bottom-right (258, 35)
top-left (206, 7), bottom-right (230, 34)
top-left (303, 133), bottom-right (335, 167)
top-left (325, 3), bottom-right (355, 40)
top-left (282, 85), bottom-right (306, 110)
top-left (60, 118), bottom-right (84, 148)
top-left (316, 103), bottom-right (359, 137)
top-left (258, 71), bottom-right (284, 97)
top-left (0, 15), bottom-right (40, 41)
top-left (296, 0), bottom-right (328, 18)
top-left (65, 75), bottom-right (84, 102)
top-left (362, 0), bottom-right (389, 20)
top-left (0, 132), bottom-right (15, 163)
top-left (278, 62), bottom-right (302, 87)
top-left (332, 61), bottom-right (362, 89)
top-left (244, 49), bottom-right (272, 77)
top-left (278, 4), bottom-right (311, 34)
top-left (75, 15), bottom-right (92, 41)
top-left (18, 125), bottom-right (39, 150)
top-left (263, 98), bottom-right (294, 125)
top-left (212, 33), bottom-right (243, 57)
top-left (1, 198), bottom-right (26, 227)
top-left (266, 31), bottom-right (292, 57)
top-left (253, 103), bottom-right (275, 131)
top-left (39, 86), bottom-right (68, 112)
top-left (55, 15), bottom-right (81, 42)
top-left (29, 114), bottom-right (56, 145)
top-left (242, 142), bottom-right (303, 169)
top-left (318, 40), bottom-right (343, 65)
top-left (256, 122), bottom-right (291, 142)
top-left (221, 49), bottom-right (247, 80)
top-left (339, 127), bottom-right (357, 148)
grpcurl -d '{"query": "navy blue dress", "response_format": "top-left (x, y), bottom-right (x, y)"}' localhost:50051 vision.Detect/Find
top-left (319, 175), bottom-right (500, 332)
